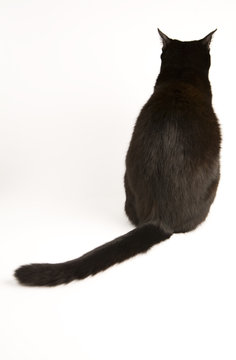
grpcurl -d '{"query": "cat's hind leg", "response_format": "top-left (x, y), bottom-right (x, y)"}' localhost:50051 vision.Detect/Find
top-left (124, 174), bottom-right (139, 226)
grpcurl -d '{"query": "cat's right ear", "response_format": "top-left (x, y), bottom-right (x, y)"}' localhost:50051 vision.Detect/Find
top-left (158, 29), bottom-right (171, 48)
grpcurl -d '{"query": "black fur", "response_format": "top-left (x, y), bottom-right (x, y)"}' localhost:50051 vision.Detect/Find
top-left (15, 29), bottom-right (221, 286)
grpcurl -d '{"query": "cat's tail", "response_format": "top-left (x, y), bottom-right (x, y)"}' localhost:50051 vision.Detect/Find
top-left (14, 224), bottom-right (172, 287)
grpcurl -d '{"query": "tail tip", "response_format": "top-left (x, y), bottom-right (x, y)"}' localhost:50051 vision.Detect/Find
top-left (14, 263), bottom-right (64, 287)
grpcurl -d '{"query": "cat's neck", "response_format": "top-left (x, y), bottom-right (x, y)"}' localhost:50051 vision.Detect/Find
top-left (155, 66), bottom-right (212, 95)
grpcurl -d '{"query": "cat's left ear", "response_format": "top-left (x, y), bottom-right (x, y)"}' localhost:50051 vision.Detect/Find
top-left (200, 29), bottom-right (217, 48)
top-left (158, 29), bottom-right (171, 48)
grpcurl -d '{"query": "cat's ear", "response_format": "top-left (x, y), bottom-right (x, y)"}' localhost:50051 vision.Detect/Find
top-left (200, 29), bottom-right (217, 48)
top-left (158, 29), bottom-right (171, 48)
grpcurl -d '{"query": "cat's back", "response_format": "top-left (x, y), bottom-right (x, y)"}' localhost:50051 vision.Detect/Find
top-left (128, 81), bottom-right (220, 167)
top-left (139, 81), bottom-right (215, 129)
top-left (125, 80), bottom-right (220, 231)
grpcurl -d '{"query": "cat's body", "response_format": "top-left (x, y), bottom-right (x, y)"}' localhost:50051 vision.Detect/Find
top-left (15, 29), bottom-right (221, 286)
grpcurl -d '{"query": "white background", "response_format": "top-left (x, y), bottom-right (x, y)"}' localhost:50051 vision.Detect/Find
top-left (0, 0), bottom-right (235, 359)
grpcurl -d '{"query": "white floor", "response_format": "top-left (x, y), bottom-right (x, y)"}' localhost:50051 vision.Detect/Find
top-left (0, 1), bottom-right (236, 359)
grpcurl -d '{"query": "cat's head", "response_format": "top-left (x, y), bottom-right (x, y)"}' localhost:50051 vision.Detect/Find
top-left (158, 29), bottom-right (216, 73)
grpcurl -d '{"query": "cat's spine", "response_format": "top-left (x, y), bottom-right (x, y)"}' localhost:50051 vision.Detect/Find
top-left (14, 224), bottom-right (172, 286)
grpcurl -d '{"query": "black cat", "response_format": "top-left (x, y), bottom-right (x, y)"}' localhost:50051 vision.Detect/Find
top-left (15, 29), bottom-right (221, 286)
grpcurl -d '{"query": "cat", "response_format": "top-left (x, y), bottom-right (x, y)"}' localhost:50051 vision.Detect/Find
top-left (14, 29), bottom-right (221, 286)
